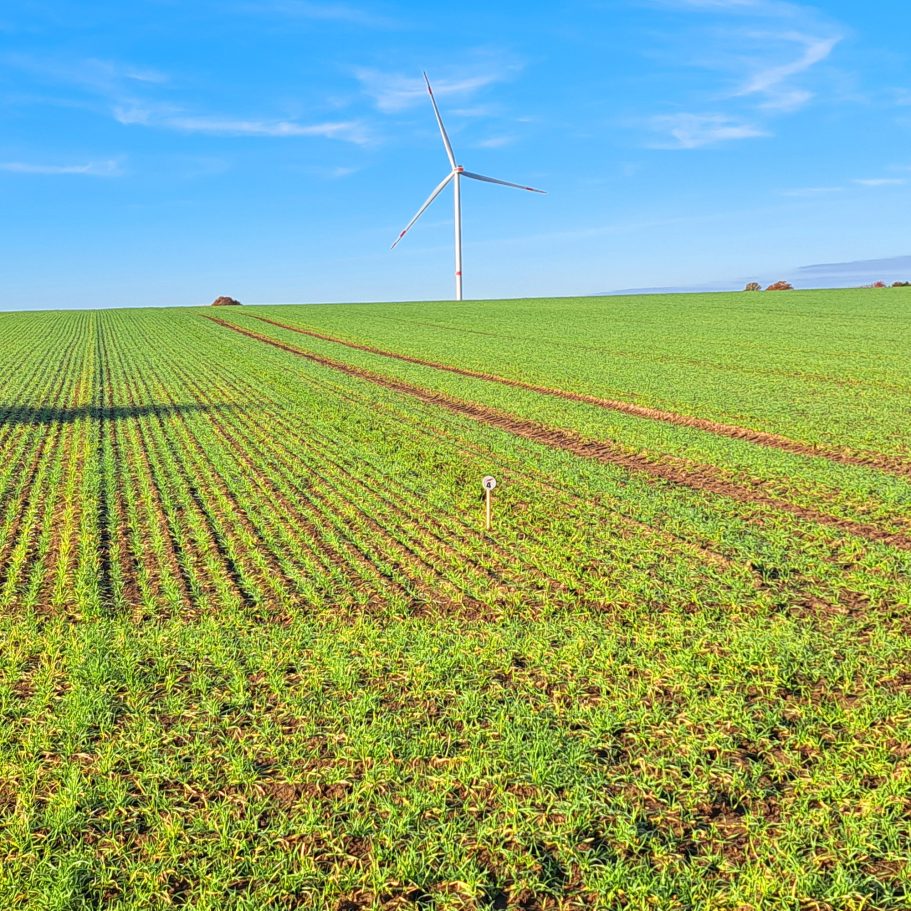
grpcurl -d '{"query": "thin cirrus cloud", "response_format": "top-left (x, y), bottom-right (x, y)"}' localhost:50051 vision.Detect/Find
top-left (2, 53), bottom-right (372, 145)
top-left (781, 177), bottom-right (907, 196)
top-left (735, 32), bottom-right (841, 110)
top-left (113, 103), bottom-right (372, 144)
top-left (0, 159), bottom-right (123, 176)
top-left (474, 135), bottom-right (517, 149)
top-left (2, 53), bottom-right (168, 95)
top-left (648, 113), bottom-right (768, 149)
top-left (779, 186), bottom-right (843, 197)
top-left (354, 62), bottom-right (522, 113)
top-left (645, 0), bottom-right (843, 148)
top-left (853, 177), bottom-right (906, 187)
top-left (0, 158), bottom-right (124, 177)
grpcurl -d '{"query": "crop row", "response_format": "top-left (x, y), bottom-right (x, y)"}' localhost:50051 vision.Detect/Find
top-left (93, 309), bottom-right (764, 620)
top-left (213, 309), bottom-right (911, 542)
top-left (0, 313), bottom-right (100, 615)
top-left (0, 305), bottom-right (907, 621)
top-left (240, 292), bottom-right (911, 457)
top-left (195, 309), bottom-right (910, 614)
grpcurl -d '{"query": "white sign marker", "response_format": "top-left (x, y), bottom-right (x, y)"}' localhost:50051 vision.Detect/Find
top-left (482, 476), bottom-right (497, 530)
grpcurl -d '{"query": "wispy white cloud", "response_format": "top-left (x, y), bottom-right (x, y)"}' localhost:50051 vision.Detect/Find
top-left (756, 88), bottom-right (812, 113)
top-left (0, 159), bottom-right (123, 176)
top-left (649, 113), bottom-right (768, 148)
top-left (735, 31), bottom-right (840, 110)
top-left (306, 164), bottom-right (362, 178)
top-left (123, 67), bottom-right (168, 85)
top-left (2, 54), bottom-right (168, 93)
top-left (643, 0), bottom-right (844, 148)
top-left (167, 116), bottom-right (368, 141)
top-left (474, 135), bottom-right (517, 149)
top-left (781, 176), bottom-right (907, 195)
top-left (853, 177), bottom-right (906, 187)
top-left (779, 185), bottom-right (843, 197)
top-left (354, 59), bottom-right (523, 113)
top-left (114, 103), bottom-right (370, 142)
top-left (4, 53), bottom-right (372, 145)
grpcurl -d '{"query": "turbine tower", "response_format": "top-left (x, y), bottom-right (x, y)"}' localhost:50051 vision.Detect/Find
top-left (391, 72), bottom-right (544, 301)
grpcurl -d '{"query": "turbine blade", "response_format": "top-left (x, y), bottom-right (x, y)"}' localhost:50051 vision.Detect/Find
top-left (424, 72), bottom-right (456, 169)
top-left (390, 172), bottom-right (454, 249)
top-left (462, 170), bottom-right (546, 194)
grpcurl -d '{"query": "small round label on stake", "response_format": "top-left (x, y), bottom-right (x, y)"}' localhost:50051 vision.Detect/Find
top-left (482, 476), bottom-right (497, 491)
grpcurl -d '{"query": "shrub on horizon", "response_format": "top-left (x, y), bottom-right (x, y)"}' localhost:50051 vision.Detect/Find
top-left (211, 296), bottom-right (242, 306)
top-left (744, 282), bottom-right (762, 292)
top-left (891, 281), bottom-right (911, 287)
top-left (765, 281), bottom-right (794, 292)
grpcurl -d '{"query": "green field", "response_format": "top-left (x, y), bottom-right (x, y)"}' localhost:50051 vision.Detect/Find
top-left (1, 289), bottom-right (909, 910)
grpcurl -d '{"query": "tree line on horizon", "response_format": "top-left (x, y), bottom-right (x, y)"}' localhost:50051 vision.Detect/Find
top-left (744, 280), bottom-right (911, 292)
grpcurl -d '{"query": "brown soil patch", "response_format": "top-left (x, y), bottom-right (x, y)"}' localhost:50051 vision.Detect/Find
top-left (206, 316), bottom-right (911, 552)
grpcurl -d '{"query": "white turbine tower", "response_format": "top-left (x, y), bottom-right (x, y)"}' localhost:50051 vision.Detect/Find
top-left (391, 72), bottom-right (545, 301)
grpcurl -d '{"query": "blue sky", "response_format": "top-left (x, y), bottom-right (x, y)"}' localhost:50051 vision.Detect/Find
top-left (1, 0), bottom-right (910, 308)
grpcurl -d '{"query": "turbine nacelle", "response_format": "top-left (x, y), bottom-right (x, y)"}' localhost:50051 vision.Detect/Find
top-left (390, 72), bottom-right (545, 299)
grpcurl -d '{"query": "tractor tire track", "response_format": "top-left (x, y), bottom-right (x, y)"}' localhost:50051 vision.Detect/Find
top-left (207, 316), bottom-right (911, 553)
top-left (350, 311), bottom-right (911, 397)
top-left (172, 349), bottom-right (611, 610)
top-left (211, 346), bottom-right (744, 581)
top-left (247, 314), bottom-right (911, 480)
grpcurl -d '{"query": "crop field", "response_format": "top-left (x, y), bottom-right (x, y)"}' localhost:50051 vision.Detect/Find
top-left (0, 289), bottom-right (910, 910)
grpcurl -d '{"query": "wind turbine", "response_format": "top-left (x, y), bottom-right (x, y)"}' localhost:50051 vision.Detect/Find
top-left (391, 72), bottom-right (545, 301)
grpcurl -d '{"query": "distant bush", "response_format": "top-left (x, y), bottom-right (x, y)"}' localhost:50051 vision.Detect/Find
top-left (892, 281), bottom-right (911, 287)
top-left (744, 282), bottom-right (762, 292)
top-left (211, 296), bottom-right (242, 306)
top-left (871, 281), bottom-right (887, 289)
top-left (765, 281), bottom-right (793, 292)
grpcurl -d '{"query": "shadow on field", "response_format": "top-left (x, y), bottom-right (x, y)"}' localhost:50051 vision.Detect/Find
top-left (0, 402), bottom-right (248, 426)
